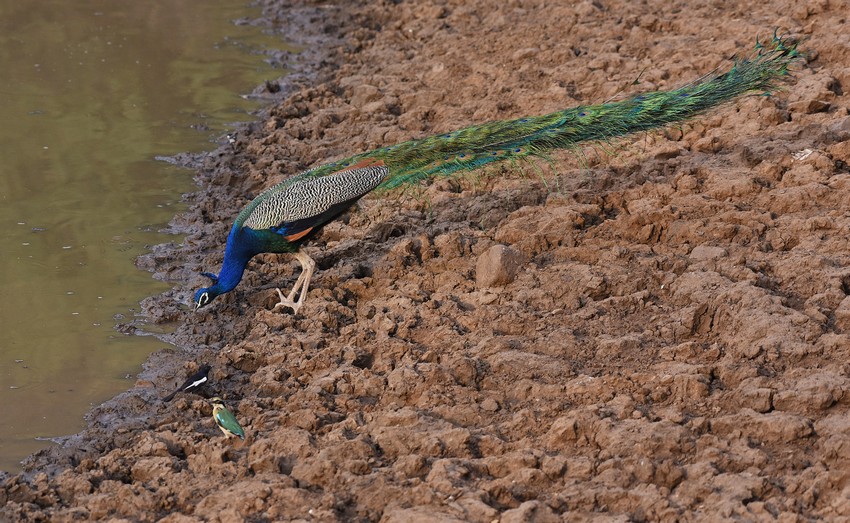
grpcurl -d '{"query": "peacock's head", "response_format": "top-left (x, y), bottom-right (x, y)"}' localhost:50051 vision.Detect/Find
top-left (193, 287), bottom-right (219, 310)
top-left (193, 272), bottom-right (221, 311)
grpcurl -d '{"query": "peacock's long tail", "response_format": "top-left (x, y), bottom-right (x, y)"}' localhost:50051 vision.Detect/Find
top-left (306, 35), bottom-right (799, 191)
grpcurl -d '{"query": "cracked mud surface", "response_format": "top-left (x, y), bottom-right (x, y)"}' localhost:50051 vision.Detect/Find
top-left (3, 0), bottom-right (850, 521)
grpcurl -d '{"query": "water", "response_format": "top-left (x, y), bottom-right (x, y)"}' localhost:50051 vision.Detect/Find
top-left (0, 1), bottom-right (288, 471)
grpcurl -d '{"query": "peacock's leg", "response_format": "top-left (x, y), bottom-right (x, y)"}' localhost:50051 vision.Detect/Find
top-left (273, 250), bottom-right (316, 315)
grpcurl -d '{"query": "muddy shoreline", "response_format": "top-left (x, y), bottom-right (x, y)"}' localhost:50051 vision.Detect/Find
top-left (4, 0), bottom-right (850, 520)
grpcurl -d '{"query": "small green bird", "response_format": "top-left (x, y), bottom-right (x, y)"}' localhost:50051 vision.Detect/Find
top-left (210, 397), bottom-right (245, 440)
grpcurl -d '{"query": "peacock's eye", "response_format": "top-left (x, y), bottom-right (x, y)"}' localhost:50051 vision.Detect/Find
top-left (198, 292), bottom-right (209, 307)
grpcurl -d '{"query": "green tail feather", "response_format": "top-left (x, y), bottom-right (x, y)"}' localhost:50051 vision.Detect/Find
top-left (307, 35), bottom-right (799, 190)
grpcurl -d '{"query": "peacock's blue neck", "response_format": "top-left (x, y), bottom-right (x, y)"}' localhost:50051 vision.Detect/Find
top-left (212, 251), bottom-right (249, 294)
top-left (211, 227), bottom-right (262, 294)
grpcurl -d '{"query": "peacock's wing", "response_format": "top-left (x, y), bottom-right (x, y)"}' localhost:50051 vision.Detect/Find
top-left (214, 406), bottom-right (245, 438)
top-left (236, 161), bottom-right (389, 241)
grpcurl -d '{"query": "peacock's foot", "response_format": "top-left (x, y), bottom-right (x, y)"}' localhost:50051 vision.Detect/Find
top-left (273, 287), bottom-right (303, 315)
top-left (271, 250), bottom-right (316, 316)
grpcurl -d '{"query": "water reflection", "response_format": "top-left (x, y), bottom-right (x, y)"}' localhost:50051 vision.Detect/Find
top-left (0, 0), bottom-right (287, 471)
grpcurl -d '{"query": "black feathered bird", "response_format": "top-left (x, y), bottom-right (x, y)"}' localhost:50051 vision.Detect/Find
top-left (162, 364), bottom-right (212, 402)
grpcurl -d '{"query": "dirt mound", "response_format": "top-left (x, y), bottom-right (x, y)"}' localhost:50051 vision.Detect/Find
top-left (4, 0), bottom-right (850, 521)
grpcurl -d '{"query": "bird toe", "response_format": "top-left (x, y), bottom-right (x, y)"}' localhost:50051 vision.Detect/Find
top-left (272, 289), bottom-right (302, 315)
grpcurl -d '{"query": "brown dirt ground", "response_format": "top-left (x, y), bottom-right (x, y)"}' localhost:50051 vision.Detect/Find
top-left (4, 0), bottom-right (850, 521)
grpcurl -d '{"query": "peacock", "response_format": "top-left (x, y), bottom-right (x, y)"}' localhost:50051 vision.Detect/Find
top-left (194, 36), bottom-right (799, 314)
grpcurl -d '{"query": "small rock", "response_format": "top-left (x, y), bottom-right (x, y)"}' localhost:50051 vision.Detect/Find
top-left (834, 296), bottom-right (850, 331)
top-left (742, 387), bottom-right (774, 413)
top-left (394, 454), bottom-right (428, 478)
top-left (350, 84), bottom-right (381, 107)
top-left (540, 455), bottom-right (567, 478)
top-left (829, 115), bottom-right (850, 141)
top-left (481, 398), bottom-right (500, 412)
top-left (475, 244), bottom-right (526, 288)
top-left (511, 47), bottom-right (538, 61)
top-left (361, 100), bottom-right (388, 114)
top-left (789, 99), bottom-right (830, 114)
top-left (689, 245), bottom-right (728, 261)
top-left (131, 457), bottom-right (175, 484)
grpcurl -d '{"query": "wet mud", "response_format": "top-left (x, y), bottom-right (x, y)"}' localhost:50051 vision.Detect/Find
top-left (3, 0), bottom-right (850, 521)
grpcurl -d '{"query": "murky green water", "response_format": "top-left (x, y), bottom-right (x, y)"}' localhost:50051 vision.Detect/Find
top-left (0, 1), bottom-right (287, 471)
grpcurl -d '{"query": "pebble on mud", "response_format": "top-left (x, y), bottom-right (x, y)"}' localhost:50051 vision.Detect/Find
top-left (689, 245), bottom-right (728, 261)
top-left (475, 244), bottom-right (526, 288)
